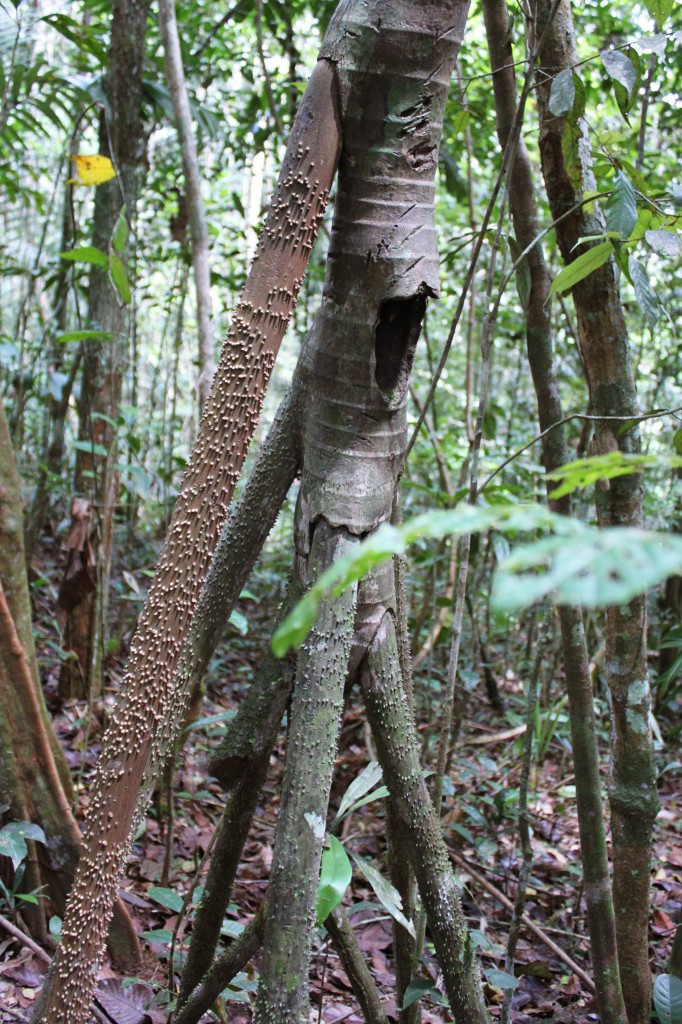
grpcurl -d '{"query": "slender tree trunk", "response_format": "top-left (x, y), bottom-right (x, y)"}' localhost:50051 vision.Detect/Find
top-left (34, 51), bottom-right (341, 1024)
top-left (535, 3), bottom-right (659, 1020)
top-left (482, 3), bottom-right (627, 1020)
top-left (158, 0), bottom-right (215, 414)
top-left (59, 0), bottom-right (149, 699)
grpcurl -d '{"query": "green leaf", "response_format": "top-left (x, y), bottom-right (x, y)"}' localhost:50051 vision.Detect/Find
top-left (60, 245), bottom-right (108, 267)
top-left (229, 609), bottom-right (249, 635)
top-left (49, 915), bottom-right (62, 937)
top-left (351, 853), bottom-right (415, 938)
top-left (493, 527), bottom-right (682, 611)
top-left (549, 68), bottom-right (574, 116)
top-left (643, 0), bottom-right (675, 25)
top-left (316, 835), bottom-right (352, 925)
top-left (601, 49), bottom-right (640, 111)
top-left (0, 822), bottom-right (47, 871)
top-left (547, 452), bottom-right (682, 498)
top-left (653, 974), bottom-right (682, 1024)
top-left (484, 968), bottom-right (520, 992)
top-left (674, 428), bottom-right (682, 455)
top-left (548, 242), bottom-right (613, 297)
top-left (111, 206), bottom-right (128, 253)
top-left (402, 979), bottom-right (438, 1010)
top-left (55, 330), bottom-right (111, 344)
top-left (72, 440), bottom-right (108, 457)
top-left (629, 256), bottom-right (659, 328)
top-left (332, 761), bottom-right (383, 827)
top-left (645, 229), bottom-right (682, 258)
top-left (109, 251), bottom-right (131, 305)
top-left (148, 886), bottom-right (184, 913)
top-left (606, 172), bottom-right (638, 239)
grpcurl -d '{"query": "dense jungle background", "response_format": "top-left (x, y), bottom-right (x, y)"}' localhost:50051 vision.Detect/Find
top-left (0, 0), bottom-right (681, 1022)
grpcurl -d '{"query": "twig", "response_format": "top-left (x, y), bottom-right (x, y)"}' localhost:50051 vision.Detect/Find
top-left (451, 853), bottom-right (596, 992)
top-left (0, 912), bottom-right (51, 965)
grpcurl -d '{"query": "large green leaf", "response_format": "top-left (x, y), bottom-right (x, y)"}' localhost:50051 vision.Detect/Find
top-left (316, 835), bottom-right (352, 925)
top-left (643, 0), bottom-right (675, 25)
top-left (653, 974), bottom-right (682, 1024)
top-left (148, 886), bottom-right (184, 913)
top-left (606, 171), bottom-right (637, 240)
top-left (547, 451), bottom-right (682, 498)
top-left (60, 245), bottom-right (108, 267)
top-left (548, 242), bottom-right (613, 297)
top-left (272, 503), bottom-right (682, 656)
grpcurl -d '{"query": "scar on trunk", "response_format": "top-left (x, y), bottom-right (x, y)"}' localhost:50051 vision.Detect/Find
top-left (374, 292), bottom-right (428, 407)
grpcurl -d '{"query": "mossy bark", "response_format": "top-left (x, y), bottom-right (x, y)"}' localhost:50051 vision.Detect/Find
top-left (535, 3), bottom-right (659, 1020)
top-left (177, 581), bottom-right (300, 1006)
top-left (359, 611), bottom-right (489, 1024)
top-left (482, 3), bottom-right (626, 1020)
top-left (255, 522), bottom-right (359, 1024)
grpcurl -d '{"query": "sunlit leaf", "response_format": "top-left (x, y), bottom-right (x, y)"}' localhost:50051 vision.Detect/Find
top-left (0, 822), bottom-right (47, 870)
top-left (316, 835), bottom-right (352, 925)
top-left (60, 245), bottom-right (108, 267)
top-left (548, 242), bottom-right (613, 297)
top-left (66, 153), bottom-right (116, 186)
top-left (645, 229), bottom-right (682, 258)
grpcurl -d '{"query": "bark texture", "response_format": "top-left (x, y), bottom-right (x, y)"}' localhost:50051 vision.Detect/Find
top-left (35, 53), bottom-right (341, 1024)
top-left (536, 3), bottom-right (658, 1020)
top-left (483, 3), bottom-right (626, 1019)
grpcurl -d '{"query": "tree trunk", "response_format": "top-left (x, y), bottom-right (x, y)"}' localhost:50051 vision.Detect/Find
top-left (482, 3), bottom-right (627, 1020)
top-left (158, 0), bottom-right (215, 415)
top-left (535, 3), bottom-right (659, 1020)
top-left (34, 47), bottom-right (342, 1024)
top-left (59, 0), bottom-right (149, 699)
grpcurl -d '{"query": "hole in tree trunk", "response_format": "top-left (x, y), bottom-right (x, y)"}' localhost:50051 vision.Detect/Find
top-left (374, 293), bottom-right (428, 407)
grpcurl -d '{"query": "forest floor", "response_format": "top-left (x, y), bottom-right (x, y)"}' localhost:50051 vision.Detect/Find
top-left (1, 574), bottom-right (680, 1024)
